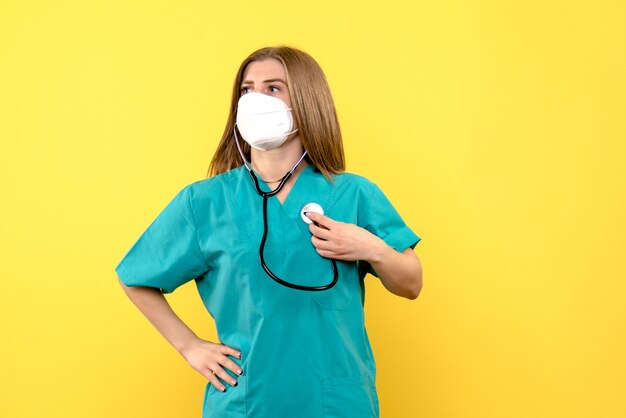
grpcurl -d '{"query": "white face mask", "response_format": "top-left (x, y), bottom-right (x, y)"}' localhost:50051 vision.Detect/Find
top-left (235, 92), bottom-right (298, 151)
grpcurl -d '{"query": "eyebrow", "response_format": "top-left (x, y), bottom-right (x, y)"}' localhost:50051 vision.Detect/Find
top-left (241, 78), bottom-right (288, 85)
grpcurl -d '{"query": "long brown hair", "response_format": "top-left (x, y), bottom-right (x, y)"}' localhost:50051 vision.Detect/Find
top-left (207, 46), bottom-right (345, 181)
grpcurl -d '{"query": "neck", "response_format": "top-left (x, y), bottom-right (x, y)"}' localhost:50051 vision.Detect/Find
top-left (250, 136), bottom-right (308, 182)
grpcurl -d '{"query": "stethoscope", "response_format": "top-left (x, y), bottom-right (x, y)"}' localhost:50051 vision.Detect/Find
top-left (234, 127), bottom-right (338, 291)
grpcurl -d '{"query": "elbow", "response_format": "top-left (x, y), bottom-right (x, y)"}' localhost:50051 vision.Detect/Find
top-left (405, 281), bottom-right (422, 300)
top-left (398, 248), bottom-right (422, 300)
top-left (405, 267), bottom-right (423, 300)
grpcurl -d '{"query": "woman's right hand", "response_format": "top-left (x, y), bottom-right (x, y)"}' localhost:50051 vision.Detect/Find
top-left (180, 337), bottom-right (243, 392)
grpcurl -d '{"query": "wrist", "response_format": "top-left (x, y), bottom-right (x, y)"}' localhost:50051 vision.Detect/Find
top-left (366, 237), bottom-right (391, 265)
top-left (176, 334), bottom-right (200, 358)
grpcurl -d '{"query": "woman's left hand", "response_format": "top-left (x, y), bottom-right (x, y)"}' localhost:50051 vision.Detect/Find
top-left (305, 211), bottom-right (386, 262)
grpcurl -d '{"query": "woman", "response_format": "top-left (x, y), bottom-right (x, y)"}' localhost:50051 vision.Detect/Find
top-left (115, 46), bottom-right (423, 418)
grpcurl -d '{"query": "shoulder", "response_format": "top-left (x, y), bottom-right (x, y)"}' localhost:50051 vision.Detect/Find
top-left (185, 165), bottom-right (246, 193)
top-left (330, 170), bottom-right (379, 192)
top-left (177, 166), bottom-right (247, 205)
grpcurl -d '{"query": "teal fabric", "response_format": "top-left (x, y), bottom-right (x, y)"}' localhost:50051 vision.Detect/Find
top-left (115, 163), bottom-right (421, 418)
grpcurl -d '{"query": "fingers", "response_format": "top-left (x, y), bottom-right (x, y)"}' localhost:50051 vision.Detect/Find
top-left (189, 341), bottom-right (243, 393)
top-left (308, 223), bottom-right (332, 240)
top-left (311, 235), bottom-right (335, 252)
top-left (305, 211), bottom-right (335, 229)
top-left (210, 362), bottom-right (239, 388)
top-left (315, 248), bottom-right (337, 259)
top-left (215, 343), bottom-right (243, 382)
top-left (219, 343), bottom-right (242, 360)
top-left (206, 369), bottom-right (227, 392)
top-left (205, 355), bottom-right (243, 392)
top-left (218, 355), bottom-right (243, 378)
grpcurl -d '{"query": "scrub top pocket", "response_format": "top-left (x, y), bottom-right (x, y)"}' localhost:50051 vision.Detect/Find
top-left (311, 259), bottom-right (357, 311)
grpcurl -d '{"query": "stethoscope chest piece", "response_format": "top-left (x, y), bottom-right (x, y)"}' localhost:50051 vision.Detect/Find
top-left (300, 202), bottom-right (324, 224)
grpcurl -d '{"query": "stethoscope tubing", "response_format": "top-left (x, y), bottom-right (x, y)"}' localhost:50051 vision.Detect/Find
top-left (234, 126), bottom-right (338, 291)
top-left (258, 189), bottom-right (338, 291)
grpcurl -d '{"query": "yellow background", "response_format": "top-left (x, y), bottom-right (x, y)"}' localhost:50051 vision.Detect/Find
top-left (1, 1), bottom-right (624, 417)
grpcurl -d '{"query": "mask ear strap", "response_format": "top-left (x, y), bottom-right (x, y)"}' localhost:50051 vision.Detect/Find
top-left (233, 124), bottom-right (253, 171)
top-left (287, 106), bottom-right (298, 137)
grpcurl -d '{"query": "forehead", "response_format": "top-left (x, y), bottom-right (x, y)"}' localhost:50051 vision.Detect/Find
top-left (242, 58), bottom-right (286, 81)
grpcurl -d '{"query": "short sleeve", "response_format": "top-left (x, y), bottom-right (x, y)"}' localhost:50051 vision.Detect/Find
top-left (114, 184), bottom-right (209, 294)
top-left (358, 180), bottom-right (421, 278)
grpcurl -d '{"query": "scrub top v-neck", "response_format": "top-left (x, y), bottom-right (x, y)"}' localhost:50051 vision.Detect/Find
top-left (115, 163), bottom-right (421, 418)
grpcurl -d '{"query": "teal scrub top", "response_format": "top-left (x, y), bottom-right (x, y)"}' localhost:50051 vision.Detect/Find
top-left (115, 163), bottom-right (421, 418)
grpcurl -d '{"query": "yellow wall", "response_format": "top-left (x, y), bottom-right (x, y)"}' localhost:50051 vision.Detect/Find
top-left (1, 1), bottom-right (624, 417)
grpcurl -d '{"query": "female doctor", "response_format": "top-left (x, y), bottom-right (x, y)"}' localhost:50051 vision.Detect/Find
top-left (115, 46), bottom-right (423, 418)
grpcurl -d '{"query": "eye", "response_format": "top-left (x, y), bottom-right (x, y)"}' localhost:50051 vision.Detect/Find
top-left (269, 85), bottom-right (280, 93)
top-left (240, 86), bottom-right (252, 94)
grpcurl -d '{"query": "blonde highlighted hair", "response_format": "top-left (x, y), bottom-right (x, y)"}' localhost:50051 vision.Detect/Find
top-left (207, 46), bottom-right (345, 180)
